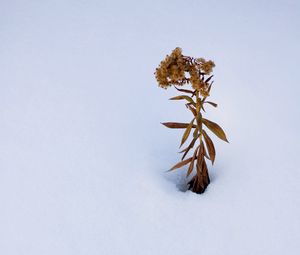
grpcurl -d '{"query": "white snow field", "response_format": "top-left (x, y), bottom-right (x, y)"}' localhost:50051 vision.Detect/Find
top-left (1, 1), bottom-right (300, 254)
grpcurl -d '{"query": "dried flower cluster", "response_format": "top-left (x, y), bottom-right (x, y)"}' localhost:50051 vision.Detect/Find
top-left (155, 47), bottom-right (215, 98)
top-left (155, 48), bottom-right (228, 194)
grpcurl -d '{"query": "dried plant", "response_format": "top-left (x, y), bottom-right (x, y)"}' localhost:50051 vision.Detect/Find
top-left (155, 47), bottom-right (228, 194)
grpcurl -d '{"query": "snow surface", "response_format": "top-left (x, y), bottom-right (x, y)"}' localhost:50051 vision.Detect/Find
top-left (1, 0), bottom-right (300, 254)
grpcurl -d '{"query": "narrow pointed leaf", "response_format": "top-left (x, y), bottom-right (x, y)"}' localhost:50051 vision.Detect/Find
top-left (205, 75), bottom-right (213, 83)
top-left (169, 157), bottom-right (193, 171)
top-left (161, 122), bottom-right (197, 129)
top-left (181, 134), bottom-right (198, 160)
top-left (186, 146), bottom-right (199, 177)
top-left (180, 119), bottom-right (194, 147)
top-left (205, 101), bottom-right (218, 107)
top-left (208, 81), bottom-right (214, 93)
top-left (174, 86), bottom-right (194, 94)
top-left (202, 130), bottom-right (216, 164)
top-left (204, 147), bottom-right (210, 160)
top-left (202, 118), bottom-right (229, 143)
top-left (186, 161), bottom-right (194, 177)
top-left (202, 139), bottom-right (210, 159)
top-left (169, 95), bottom-right (195, 105)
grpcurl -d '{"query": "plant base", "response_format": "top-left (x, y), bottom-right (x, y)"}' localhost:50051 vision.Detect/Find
top-left (188, 172), bottom-right (210, 194)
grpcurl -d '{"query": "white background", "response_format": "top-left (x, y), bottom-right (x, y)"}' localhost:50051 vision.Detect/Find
top-left (1, 0), bottom-right (300, 254)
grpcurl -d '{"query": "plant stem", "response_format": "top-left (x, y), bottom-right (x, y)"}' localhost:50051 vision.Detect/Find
top-left (195, 90), bottom-right (203, 145)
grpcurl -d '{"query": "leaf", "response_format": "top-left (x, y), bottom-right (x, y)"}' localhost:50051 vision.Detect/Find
top-left (181, 134), bottom-right (199, 160)
top-left (205, 101), bottom-right (218, 107)
top-left (202, 118), bottom-right (229, 143)
top-left (169, 157), bottom-right (194, 171)
top-left (174, 86), bottom-right (194, 94)
top-left (161, 122), bottom-right (197, 129)
top-left (203, 144), bottom-right (210, 160)
top-left (180, 119), bottom-right (194, 147)
top-left (186, 161), bottom-right (194, 177)
top-left (202, 130), bottom-right (216, 164)
top-left (208, 81), bottom-right (214, 93)
top-left (205, 75), bottom-right (213, 83)
top-left (169, 95), bottom-right (195, 105)
top-left (186, 146), bottom-right (199, 177)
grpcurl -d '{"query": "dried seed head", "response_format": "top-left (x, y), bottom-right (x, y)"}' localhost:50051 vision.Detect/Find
top-left (155, 48), bottom-right (215, 91)
top-left (155, 47), bottom-right (187, 89)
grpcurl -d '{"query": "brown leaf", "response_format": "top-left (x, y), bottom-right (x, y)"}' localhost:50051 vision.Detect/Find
top-left (202, 118), bottom-right (229, 143)
top-left (174, 86), bottom-right (194, 94)
top-left (205, 101), bottom-right (218, 107)
top-left (186, 146), bottom-right (199, 177)
top-left (161, 122), bottom-right (197, 129)
top-left (169, 95), bottom-right (195, 105)
top-left (181, 134), bottom-right (199, 160)
top-left (186, 162), bottom-right (194, 177)
top-left (203, 142), bottom-right (210, 160)
top-left (180, 119), bottom-right (194, 147)
top-left (208, 81), bottom-right (214, 93)
top-left (205, 75), bottom-right (213, 83)
top-left (169, 157), bottom-right (193, 171)
top-left (202, 130), bottom-right (216, 164)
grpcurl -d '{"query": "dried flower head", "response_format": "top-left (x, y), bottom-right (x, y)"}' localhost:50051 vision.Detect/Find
top-left (155, 48), bottom-right (215, 92)
top-left (196, 58), bottom-right (215, 74)
top-left (155, 47), bottom-right (187, 88)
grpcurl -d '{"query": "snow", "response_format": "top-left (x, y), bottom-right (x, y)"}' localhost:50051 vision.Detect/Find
top-left (1, 0), bottom-right (300, 254)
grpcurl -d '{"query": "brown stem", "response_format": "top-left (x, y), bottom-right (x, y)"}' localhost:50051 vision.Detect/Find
top-left (188, 89), bottom-right (210, 194)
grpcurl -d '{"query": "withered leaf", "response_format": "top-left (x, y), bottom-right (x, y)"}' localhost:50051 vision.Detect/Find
top-left (203, 141), bottom-right (210, 159)
top-left (161, 122), bottom-right (197, 129)
top-left (169, 95), bottom-right (195, 105)
top-left (169, 157), bottom-right (194, 171)
top-left (180, 119), bottom-right (194, 147)
top-left (202, 130), bottom-right (216, 164)
top-left (202, 118), bottom-right (229, 143)
top-left (204, 151), bottom-right (210, 160)
top-left (174, 86), bottom-right (194, 94)
top-left (186, 146), bottom-right (199, 177)
top-left (205, 75), bottom-right (213, 83)
top-left (181, 134), bottom-right (199, 160)
top-left (186, 161), bottom-right (194, 177)
top-left (205, 101), bottom-right (218, 107)
top-left (208, 81), bottom-right (214, 93)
